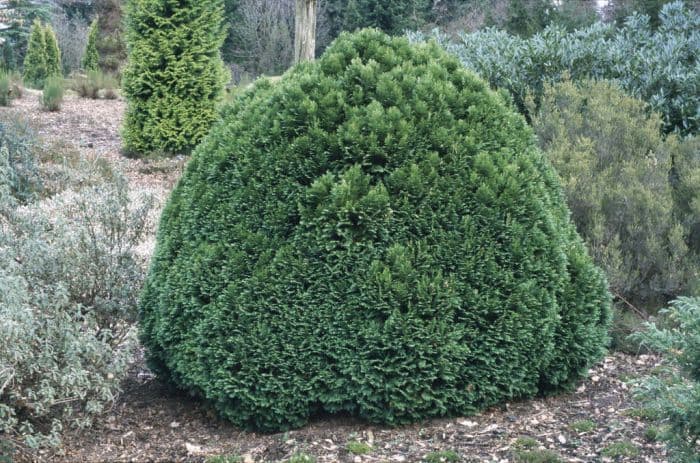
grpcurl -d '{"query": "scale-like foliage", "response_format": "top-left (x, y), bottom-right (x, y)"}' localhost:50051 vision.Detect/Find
top-left (22, 19), bottom-right (47, 88)
top-left (632, 297), bottom-right (700, 461)
top-left (122, 0), bottom-right (228, 156)
top-left (139, 29), bottom-right (611, 432)
top-left (82, 17), bottom-right (100, 71)
top-left (43, 24), bottom-right (61, 78)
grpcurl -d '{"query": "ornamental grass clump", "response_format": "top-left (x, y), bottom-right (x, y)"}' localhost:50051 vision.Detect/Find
top-left (139, 29), bottom-right (611, 432)
top-left (41, 76), bottom-right (64, 111)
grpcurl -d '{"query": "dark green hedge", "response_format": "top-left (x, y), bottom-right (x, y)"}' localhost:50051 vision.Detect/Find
top-left (139, 29), bottom-right (611, 432)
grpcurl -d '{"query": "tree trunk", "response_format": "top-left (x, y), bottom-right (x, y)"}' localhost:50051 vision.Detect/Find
top-left (294, 0), bottom-right (317, 64)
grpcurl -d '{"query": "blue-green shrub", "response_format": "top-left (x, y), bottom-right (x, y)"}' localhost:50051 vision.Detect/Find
top-left (0, 117), bottom-right (42, 202)
top-left (410, 1), bottom-right (699, 135)
top-left (139, 29), bottom-right (611, 432)
top-left (631, 297), bottom-right (700, 461)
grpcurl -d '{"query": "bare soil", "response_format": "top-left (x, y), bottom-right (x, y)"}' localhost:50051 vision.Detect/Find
top-left (2, 93), bottom-right (670, 463)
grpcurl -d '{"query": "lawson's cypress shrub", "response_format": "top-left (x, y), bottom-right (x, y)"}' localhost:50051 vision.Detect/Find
top-left (82, 18), bottom-right (100, 72)
top-left (139, 29), bottom-right (611, 432)
top-left (43, 24), bottom-right (61, 78)
top-left (22, 19), bottom-right (47, 88)
top-left (122, 0), bottom-right (228, 156)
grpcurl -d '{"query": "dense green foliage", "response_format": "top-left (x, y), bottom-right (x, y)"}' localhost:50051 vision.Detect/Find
top-left (0, 115), bottom-right (153, 452)
top-left (21, 19), bottom-right (62, 88)
top-left (22, 19), bottom-right (47, 88)
top-left (122, 0), bottom-right (228, 156)
top-left (43, 24), bottom-right (61, 78)
top-left (140, 29), bottom-right (611, 432)
top-left (610, 0), bottom-right (679, 28)
top-left (632, 297), bottom-right (700, 461)
top-left (325, 0), bottom-right (431, 37)
top-left (221, 0), bottom-right (600, 78)
top-left (82, 17), bottom-right (100, 71)
top-left (533, 79), bottom-right (699, 310)
top-left (0, 1), bottom-right (51, 71)
top-left (411, 1), bottom-right (700, 135)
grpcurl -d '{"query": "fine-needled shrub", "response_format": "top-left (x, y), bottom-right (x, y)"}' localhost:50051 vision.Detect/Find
top-left (0, 71), bottom-right (12, 106)
top-left (122, 0), bottom-right (228, 156)
top-left (631, 297), bottom-right (700, 461)
top-left (533, 79), bottom-right (698, 310)
top-left (139, 29), bottom-right (611, 433)
top-left (22, 19), bottom-right (47, 88)
top-left (73, 70), bottom-right (119, 99)
top-left (43, 24), bottom-right (62, 79)
top-left (82, 17), bottom-right (100, 72)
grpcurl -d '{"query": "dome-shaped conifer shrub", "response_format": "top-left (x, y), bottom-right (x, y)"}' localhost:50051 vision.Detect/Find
top-left (139, 29), bottom-right (612, 432)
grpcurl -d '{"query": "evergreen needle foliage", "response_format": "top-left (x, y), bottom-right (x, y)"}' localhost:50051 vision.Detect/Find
top-left (122, 0), bottom-right (228, 156)
top-left (43, 24), bottom-right (61, 78)
top-left (631, 297), bottom-right (700, 462)
top-left (82, 17), bottom-right (100, 72)
top-left (139, 29), bottom-right (611, 432)
top-left (22, 19), bottom-right (47, 88)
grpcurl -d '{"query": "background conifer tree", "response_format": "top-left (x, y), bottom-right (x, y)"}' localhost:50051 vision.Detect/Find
top-left (122, 0), bottom-right (228, 156)
top-left (22, 18), bottom-right (47, 88)
top-left (43, 24), bottom-right (62, 78)
top-left (82, 17), bottom-right (100, 71)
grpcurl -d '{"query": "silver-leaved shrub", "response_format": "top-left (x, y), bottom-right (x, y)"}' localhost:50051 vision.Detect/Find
top-left (0, 126), bottom-right (153, 453)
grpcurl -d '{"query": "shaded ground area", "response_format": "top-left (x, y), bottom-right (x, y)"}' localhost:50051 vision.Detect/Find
top-left (3, 93), bottom-right (669, 463)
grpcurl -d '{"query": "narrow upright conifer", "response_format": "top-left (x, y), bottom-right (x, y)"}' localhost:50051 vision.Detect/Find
top-left (22, 19), bottom-right (47, 88)
top-left (44, 24), bottom-right (62, 78)
top-left (122, 0), bottom-right (228, 156)
top-left (82, 17), bottom-right (100, 71)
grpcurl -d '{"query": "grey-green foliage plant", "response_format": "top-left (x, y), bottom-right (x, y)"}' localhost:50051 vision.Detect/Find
top-left (0, 117), bottom-right (42, 202)
top-left (670, 135), bottom-right (700, 257)
top-left (409, 0), bottom-right (699, 136)
top-left (533, 79), bottom-right (698, 310)
top-left (41, 75), bottom-right (63, 111)
top-left (122, 0), bottom-right (229, 156)
top-left (140, 29), bottom-right (611, 433)
top-left (0, 71), bottom-right (12, 106)
top-left (0, 126), bottom-right (154, 452)
top-left (631, 297), bottom-right (700, 462)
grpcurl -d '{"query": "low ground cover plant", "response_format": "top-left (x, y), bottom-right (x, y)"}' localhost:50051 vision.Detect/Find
top-left (140, 29), bottom-right (611, 432)
top-left (72, 70), bottom-right (119, 99)
top-left (632, 297), bottom-right (700, 461)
